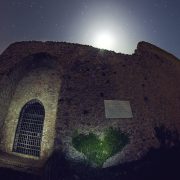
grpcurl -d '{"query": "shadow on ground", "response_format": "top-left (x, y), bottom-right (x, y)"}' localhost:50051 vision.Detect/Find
top-left (1, 145), bottom-right (180, 180)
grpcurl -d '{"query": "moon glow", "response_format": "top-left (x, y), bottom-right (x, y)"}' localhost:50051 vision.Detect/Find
top-left (93, 32), bottom-right (115, 50)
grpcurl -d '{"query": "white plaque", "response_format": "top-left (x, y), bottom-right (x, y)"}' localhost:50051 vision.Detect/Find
top-left (104, 100), bottom-right (133, 118)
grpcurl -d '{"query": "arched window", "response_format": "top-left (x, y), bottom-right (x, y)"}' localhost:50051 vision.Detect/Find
top-left (13, 99), bottom-right (45, 157)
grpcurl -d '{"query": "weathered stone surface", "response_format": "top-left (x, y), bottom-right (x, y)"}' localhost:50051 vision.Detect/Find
top-left (0, 41), bottom-right (179, 172)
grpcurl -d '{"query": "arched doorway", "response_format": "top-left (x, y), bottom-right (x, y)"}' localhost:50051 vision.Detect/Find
top-left (13, 99), bottom-right (45, 157)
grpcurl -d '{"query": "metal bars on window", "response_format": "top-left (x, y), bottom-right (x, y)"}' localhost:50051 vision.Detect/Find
top-left (13, 99), bottom-right (45, 157)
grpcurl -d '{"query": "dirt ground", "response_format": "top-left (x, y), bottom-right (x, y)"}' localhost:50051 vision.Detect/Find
top-left (0, 146), bottom-right (180, 180)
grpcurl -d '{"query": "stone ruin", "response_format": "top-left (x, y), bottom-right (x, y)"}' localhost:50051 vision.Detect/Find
top-left (0, 41), bottom-right (179, 173)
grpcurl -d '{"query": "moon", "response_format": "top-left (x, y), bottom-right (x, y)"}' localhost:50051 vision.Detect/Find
top-left (93, 32), bottom-right (115, 51)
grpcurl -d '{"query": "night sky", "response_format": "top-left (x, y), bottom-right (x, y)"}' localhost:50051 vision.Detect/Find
top-left (0, 0), bottom-right (180, 58)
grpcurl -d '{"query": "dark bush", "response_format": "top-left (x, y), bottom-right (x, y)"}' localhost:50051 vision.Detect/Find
top-left (43, 150), bottom-right (72, 180)
top-left (154, 125), bottom-right (180, 148)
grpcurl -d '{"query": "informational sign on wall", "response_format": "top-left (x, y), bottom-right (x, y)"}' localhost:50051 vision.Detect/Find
top-left (104, 100), bottom-right (133, 118)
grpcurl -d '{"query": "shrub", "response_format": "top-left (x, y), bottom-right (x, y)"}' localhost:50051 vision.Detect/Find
top-left (154, 125), bottom-right (180, 148)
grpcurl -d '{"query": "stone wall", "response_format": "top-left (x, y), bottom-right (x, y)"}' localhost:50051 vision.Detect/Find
top-left (0, 41), bottom-right (179, 171)
top-left (0, 54), bottom-right (61, 170)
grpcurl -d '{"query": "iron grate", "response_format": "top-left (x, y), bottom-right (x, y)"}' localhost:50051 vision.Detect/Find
top-left (13, 100), bottom-right (45, 157)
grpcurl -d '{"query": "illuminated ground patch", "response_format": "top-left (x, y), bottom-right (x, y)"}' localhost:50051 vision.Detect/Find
top-left (72, 128), bottom-right (130, 167)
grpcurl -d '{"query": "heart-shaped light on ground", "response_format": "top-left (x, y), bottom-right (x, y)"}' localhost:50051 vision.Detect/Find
top-left (72, 128), bottom-right (130, 167)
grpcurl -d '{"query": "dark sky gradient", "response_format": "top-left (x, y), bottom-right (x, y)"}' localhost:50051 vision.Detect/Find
top-left (0, 0), bottom-right (180, 58)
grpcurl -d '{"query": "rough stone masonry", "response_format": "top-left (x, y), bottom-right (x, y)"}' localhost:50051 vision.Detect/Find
top-left (0, 41), bottom-right (179, 173)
